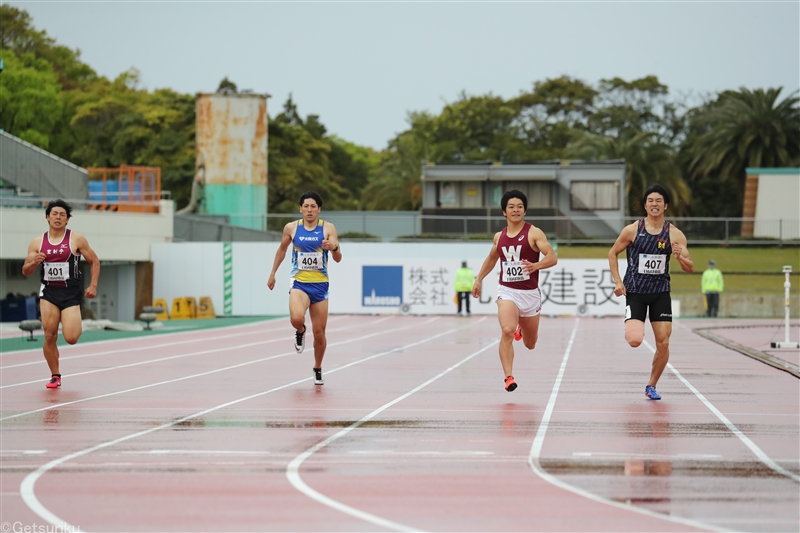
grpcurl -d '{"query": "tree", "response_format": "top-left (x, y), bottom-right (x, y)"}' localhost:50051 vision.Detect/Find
top-left (566, 130), bottom-right (690, 217)
top-left (0, 51), bottom-right (62, 149)
top-left (682, 87), bottom-right (800, 216)
top-left (360, 133), bottom-right (427, 211)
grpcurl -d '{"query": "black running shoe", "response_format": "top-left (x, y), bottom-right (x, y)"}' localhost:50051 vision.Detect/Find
top-left (313, 367), bottom-right (324, 385)
top-left (294, 325), bottom-right (306, 353)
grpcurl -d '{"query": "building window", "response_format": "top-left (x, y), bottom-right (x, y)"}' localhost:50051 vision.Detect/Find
top-left (570, 181), bottom-right (620, 210)
top-left (438, 182), bottom-right (458, 207)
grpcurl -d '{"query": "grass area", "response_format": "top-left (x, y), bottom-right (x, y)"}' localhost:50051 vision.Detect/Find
top-left (558, 246), bottom-right (800, 293)
top-left (0, 315), bottom-right (283, 354)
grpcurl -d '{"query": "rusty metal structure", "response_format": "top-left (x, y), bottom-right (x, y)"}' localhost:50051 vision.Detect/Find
top-left (87, 166), bottom-right (161, 213)
top-left (196, 93), bottom-right (269, 230)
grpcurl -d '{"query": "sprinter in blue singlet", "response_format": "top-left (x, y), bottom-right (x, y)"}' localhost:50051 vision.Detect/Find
top-left (608, 184), bottom-right (694, 400)
top-left (268, 191), bottom-right (342, 386)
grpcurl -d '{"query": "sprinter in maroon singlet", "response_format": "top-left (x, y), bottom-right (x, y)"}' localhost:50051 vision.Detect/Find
top-left (472, 190), bottom-right (557, 392)
top-left (22, 200), bottom-right (100, 389)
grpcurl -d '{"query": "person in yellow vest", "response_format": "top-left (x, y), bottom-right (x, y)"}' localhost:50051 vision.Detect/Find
top-left (454, 261), bottom-right (475, 317)
top-left (701, 259), bottom-right (724, 317)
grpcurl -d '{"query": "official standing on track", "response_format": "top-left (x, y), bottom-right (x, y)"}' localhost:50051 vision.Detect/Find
top-left (472, 190), bottom-right (558, 392)
top-left (608, 184), bottom-right (693, 400)
top-left (267, 191), bottom-right (342, 386)
top-left (22, 199), bottom-right (100, 389)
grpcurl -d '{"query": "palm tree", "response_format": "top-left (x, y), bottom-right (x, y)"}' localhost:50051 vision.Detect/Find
top-left (565, 130), bottom-right (691, 217)
top-left (685, 88), bottom-right (800, 215)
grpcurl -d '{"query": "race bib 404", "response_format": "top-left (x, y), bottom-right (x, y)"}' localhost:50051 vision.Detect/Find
top-left (502, 261), bottom-right (530, 283)
top-left (298, 251), bottom-right (323, 271)
top-left (44, 262), bottom-right (70, 282)
top-left (638, 254), bottom-right (666, 275)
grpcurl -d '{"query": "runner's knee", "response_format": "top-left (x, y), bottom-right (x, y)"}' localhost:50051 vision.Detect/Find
top-left (501, 324), bottom-right (516, 337)
top-left (523, 336), bottom-right (537, 350)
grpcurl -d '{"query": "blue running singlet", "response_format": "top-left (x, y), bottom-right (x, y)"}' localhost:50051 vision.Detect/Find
top-left (290, 220), bottom-right (329, 283)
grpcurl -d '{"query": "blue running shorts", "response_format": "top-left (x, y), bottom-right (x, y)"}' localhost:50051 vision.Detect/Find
top-left (290, 280), bottom-right (329, 304)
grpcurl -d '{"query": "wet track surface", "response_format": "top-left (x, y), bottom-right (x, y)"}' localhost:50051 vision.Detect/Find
top-left (1, 316), bottom-right (798, 532)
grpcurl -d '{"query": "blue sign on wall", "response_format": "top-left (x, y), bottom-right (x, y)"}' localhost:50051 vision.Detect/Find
top-left (362, 266), bottom-right (403, 306)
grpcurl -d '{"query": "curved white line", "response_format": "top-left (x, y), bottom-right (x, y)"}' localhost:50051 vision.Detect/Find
top-left (20, 322), bottom-right (473, 530)
top-left (651, 343), bottom-right (800, 483)
top-left (529, 320), bottom-right (725, 532)
top-left (287, 330), bottom-right (497, 532)
top-left (1, 318), bottom-right (406, 421)
top-left (1, 317), bottom-right (388, 387)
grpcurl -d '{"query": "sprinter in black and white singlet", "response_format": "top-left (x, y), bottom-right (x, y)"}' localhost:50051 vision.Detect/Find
top-left (22, 199), bottom-right (100, 389)
top-left (472, 190), bottom-right (557, 392)
top-left (268, 191), bottom-right (342, 386)
top-left (608, 184), bottom-right (693, 400)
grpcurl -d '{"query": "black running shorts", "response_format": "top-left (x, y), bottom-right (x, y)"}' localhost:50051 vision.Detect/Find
top-left (40, 284), bottom-right (84, 311)
top-left (625, 292), bottom-right (672, 323)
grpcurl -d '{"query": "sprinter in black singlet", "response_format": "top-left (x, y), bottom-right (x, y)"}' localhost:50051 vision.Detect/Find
top-left (608, 185), bottom-right (693, 400)
top-left (22, 200), bottom-right (100, 389)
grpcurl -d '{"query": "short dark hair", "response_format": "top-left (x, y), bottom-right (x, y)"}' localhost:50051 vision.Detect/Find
top-left (299, 191), bottom-right (323, 208)
top-left (643, 184), bottom-right (670, 206)
top-left (45, 199), bottom-right (72, 218)
top-left (501, 190), bottom-right (527, 212)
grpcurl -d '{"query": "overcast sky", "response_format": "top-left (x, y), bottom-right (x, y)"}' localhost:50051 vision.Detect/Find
top-left (14, 1), bottom-right (800, 150)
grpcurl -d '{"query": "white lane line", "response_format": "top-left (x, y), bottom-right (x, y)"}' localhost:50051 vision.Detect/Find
top-left (1, 318), bottom-right (391, 388)
top-left (529, 320), bottom-right (725, 533)
top-left (287, 334), bottom-right (498, 533)
top-left (348, 451), bottom-right (493, 456)
top-left (0, 316), bottom-right (290, 357)
top-left (121, 450), bottom-right (272, 456)
top-left (20, 322), bottom-right (476, 532)
top-left (0, 315), bottom-right (360, 370)
top-left (648, 340), bottom-right (800, 484)
top-left (572, 452), bottom-right (722, 459)
top-left (1, 318), bottom-right (407, 421)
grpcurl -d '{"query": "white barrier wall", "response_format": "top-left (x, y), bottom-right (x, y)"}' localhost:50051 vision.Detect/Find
top-left (152, 242), bottom-right (630, 317)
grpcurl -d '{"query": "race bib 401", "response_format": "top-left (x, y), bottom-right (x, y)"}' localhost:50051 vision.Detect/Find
top-left (44, 262), bottom-right (70, 282)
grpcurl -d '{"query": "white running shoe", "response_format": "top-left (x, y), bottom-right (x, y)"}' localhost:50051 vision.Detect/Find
top-left (294, 325), bottom-right (305, 353)
top-left (313, 367), bottom-right (324, 385)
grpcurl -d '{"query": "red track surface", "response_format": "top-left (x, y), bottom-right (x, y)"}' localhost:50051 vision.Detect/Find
top-left (1, 316), bottom-right (798, 532)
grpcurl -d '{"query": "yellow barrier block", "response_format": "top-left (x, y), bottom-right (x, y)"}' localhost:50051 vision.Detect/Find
top-left (153, 298), bottom-right (169, 320)
top-left (197, 297), bottom-right (216, 319)
top-left (171, 297), bottom-right (197, 320)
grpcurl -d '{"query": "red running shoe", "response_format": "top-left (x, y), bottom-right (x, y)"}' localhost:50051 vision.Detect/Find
top-left (504, 375), bottom-right (518, 392)
top-left (514, 325), bottom-right (522, 341)
top-left (46, 375), bottom-right (61, 389)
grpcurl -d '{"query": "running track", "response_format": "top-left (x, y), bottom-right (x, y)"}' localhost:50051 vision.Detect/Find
top-left (1, 315), bottom-right (797, 532)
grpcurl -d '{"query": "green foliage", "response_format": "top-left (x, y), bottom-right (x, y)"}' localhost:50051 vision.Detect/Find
top-left (0, 52), bottom-right (62, 149)
top-left (267, 96), bottom-right (357, 213)
top-left (681, 88), bottom-right (800, 216)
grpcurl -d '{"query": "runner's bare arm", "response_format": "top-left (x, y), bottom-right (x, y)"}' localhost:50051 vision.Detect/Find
top-left (472, 233), bottom-right (501, 298)
top-left (608, 222), bottom-right (637, 296)
top-left (322, 223), bottom-right (342, 263)
top-left (22, 237), bottom-right (45, 277)
top-left (670, 226), bottom-right (694, 273)
top-left (267, 223), bottom-right (295, 290)
top-left (73, 232), bottom-right (100, 298)
top-left (527, 227), bottom-right (557, 272)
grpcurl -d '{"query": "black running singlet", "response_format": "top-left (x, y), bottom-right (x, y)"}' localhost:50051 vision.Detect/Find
top-left (623, 219), bottom-right (671, 294)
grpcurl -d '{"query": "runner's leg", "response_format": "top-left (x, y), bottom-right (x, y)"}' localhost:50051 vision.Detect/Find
top-left (308, 299), bottom-right (329, 369)
top-left (648, 321), bottom-right (672, 386)
top-left (40, 299), bottom-right (62, 375)
top-left (497, 300), bottom-right (520, 377)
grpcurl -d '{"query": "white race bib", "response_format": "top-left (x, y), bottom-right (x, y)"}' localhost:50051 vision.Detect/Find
top-left (638, 254), bottom-right (666, 275)
top-left (502, 261), bottom-right (530, 283)
top-left (298, 251), bottom-right (323, 271)
top-left (44, 262), bottom-right (70, 282)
